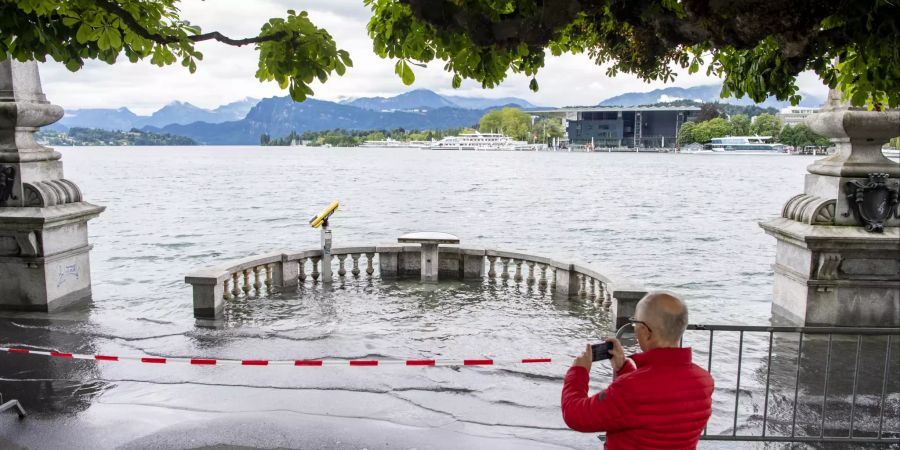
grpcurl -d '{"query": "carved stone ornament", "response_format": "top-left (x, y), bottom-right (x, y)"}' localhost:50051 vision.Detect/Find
top-left (0, 165), bottom-right (17, 207)
top-left (816, 253), bottom-right (842, 280)
top-left (22, 179), bottom-right (82, 207)
top-left (842, 173), bottom-right (900, 233)
top-left (782, 193), bottom-right (836, 225)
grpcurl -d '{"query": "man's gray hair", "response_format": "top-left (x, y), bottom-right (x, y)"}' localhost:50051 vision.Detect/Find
top-left (638, 291), bottom-right (689, 344)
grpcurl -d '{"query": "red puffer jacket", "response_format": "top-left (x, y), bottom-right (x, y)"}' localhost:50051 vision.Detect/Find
top-left (561, 347), bottom-right (714, 449)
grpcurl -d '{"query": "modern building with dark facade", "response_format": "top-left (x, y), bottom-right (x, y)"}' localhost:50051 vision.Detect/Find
top-left (533, 105), bottom-right (700, 148)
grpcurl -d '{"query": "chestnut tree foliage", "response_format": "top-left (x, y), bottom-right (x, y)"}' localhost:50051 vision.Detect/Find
top-left (368, 0), bottom-right (900, 109)
top-left (2, 0), bottom-right (898, 108)
top-left (0, 0), bottom-right (352, 101)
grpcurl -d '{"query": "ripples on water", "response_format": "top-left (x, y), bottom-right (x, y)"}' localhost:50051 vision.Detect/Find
top-left (2, 147), bottom-right (896, 448)
top-left (67, 146), bottom-right (811, 325)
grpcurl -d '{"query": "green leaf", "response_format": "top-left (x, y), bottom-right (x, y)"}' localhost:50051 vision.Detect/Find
top-left (395, 59), bottom-right (415, 85)
top-left (75, 24), bottom-right (95, 44)
top-left (105, 29), bottom-right (122, 49)
top-left (689, 61), bottom-right (699, 74)
top-left (337, 49), bottom-right (352, 66)
top-left (97, 31), bottom-right (110, 50)
top-left (64, 59), bottom-right (81, 71)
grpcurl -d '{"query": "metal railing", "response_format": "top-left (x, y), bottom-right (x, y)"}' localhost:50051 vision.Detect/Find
top-left (615, 324), bottom-right (900, 444)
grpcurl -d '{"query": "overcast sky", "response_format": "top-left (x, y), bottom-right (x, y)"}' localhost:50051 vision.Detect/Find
top-left (38, 0), bottom-right (828, 115)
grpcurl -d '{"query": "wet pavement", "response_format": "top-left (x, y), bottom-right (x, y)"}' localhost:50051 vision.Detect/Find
top-left (0, 283), bottom-right (611, 449)
top-left (2, 148), bottom-right (899, 448)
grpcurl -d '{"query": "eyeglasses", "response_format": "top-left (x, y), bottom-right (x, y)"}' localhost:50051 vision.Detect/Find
top-left (628, 316), bottom-right (652, 334)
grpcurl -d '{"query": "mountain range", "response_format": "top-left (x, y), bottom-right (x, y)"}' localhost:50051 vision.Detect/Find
top-left (342, 88), bottom-right (538, 110)
top-left (48, 84), bottom-right (827, 145)
top-left (145, 96), bottom-right (493, 145)
top-left (48, 97), bottom-right (260, 131)
top-left (598, 84), bottom-right (825, 108)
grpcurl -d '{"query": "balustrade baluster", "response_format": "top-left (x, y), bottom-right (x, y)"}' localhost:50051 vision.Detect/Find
top-left (232, 272), bottom-right (241, 298)
top-left (500, 257), bottom-right (510, 280)
top-left (242, 269), bottom-right (252, 296)
top-left (298, 258), bottom-right (307, 282)
top-left (365, 252), bottom-right (375, 276)
top-left (550, 267), bottom-right (557, 290)
top-left (526, 261), bottom-right (536, 285)
top-left (252, 266), bottom-right (262, 296)
top-left (223, 278), bottom-right (234, 300)
top-left (589, 278), bottom-right (597, 300)
top-left (514, 260), bottom-right (523, 283)
top-left (487, 256), bottom-right (497, 279)
top-left (351, 253), bottom-right (361, 277)
top-left (265, 264), bottom-right (273, 292)
top-left (311, 257), bottom-right (321, 281)
top-left (577, 273), bottom-right (586, 298)
top-left (337, 254), bottom-right (347, 277)
top-left (539, 264), bottom-right (548, 288)
top-left (603, 284), bottom-right (612, 307)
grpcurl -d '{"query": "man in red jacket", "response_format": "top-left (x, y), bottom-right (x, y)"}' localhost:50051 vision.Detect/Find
top-left (561, 291), bottom-right (714, 449)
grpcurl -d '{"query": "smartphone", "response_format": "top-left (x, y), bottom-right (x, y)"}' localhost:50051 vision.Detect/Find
top-left (591, 342), bottom-right (612, 361)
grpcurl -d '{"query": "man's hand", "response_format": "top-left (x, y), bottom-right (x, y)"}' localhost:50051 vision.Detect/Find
top-left (573, 343), bottom-right (592, 372)
top-left (606, 337), bottom-right (626, 374)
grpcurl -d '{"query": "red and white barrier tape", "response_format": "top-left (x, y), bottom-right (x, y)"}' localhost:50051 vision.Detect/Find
top-left (0, 347), bottom-right (553, 367)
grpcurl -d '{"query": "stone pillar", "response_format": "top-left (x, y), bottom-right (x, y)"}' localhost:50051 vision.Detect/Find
top-left (610, 289), bottom-right (647, 329)
top-left (460, 249), bottom-right (485, 280)
top-left (278, 255), bottom-right (299, 288)
top-left (554, 264), bottom-right (579, 297)
top-left (420, 243), bottom-right (439, 282)
top-left (319, 224), bottom-right (332, 284)
top-left (759, 89), bottom-right (900, 326)
top-left (188, 277), bottom-right (225, 319)
top-left (0, 58), bottom-right (104, 311)
top-left (376, 245), bottom-right (402, 279)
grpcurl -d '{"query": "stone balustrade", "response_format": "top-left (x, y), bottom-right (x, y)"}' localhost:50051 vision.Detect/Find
top-left (186, 245), bottom-right (646, 327)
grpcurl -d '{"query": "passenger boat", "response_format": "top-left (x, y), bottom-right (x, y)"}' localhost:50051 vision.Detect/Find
top-left (360, 138), bottom-right (413, 148)
top-left (705, 136), bottom-right (788, 154)
top-left (428, 132), bottom-right (541, 151)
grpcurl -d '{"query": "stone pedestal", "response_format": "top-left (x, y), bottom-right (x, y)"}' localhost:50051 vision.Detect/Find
top-left (419, 243), bottom-right (439, 282)
top-left (0, 58), bottom-right (104, 311)
top-left (319, 224), bottom-right (332, 284)
top-left (397, 232), bottom-right (460, 283)
top-left (760, 90), bottom-right (900, 326)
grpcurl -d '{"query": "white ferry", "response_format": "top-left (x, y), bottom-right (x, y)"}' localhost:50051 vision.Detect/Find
top-left (707, 136), bottom-right (788, 154)
top-left (360, 138), bottom-right (413, 148)
top-left (428, 132), bottom-right (541, 151)
top-left (359, 138), bottom-right (432, 148)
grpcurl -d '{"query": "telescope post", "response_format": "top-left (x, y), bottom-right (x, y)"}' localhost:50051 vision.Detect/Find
top-left (320, 220), bottom-right (333, 284)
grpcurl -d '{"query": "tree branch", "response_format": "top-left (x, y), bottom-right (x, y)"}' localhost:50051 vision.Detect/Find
top-left (401, 0), bottom-right (589, 48)
top-left (92, 0), bottom-right (285, 47)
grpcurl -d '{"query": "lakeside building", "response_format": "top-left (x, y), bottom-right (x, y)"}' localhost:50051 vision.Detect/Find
top-left (777, 106), bottom-right (822, 126)
top-left (531, 105), bottom-right (700, 148)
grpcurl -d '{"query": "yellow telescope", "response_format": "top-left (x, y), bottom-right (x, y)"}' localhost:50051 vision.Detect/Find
top-left (309, 201), bottom-right (339, 228)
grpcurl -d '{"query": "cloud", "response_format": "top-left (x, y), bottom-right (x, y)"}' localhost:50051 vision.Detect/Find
top-left (658, 95), bottom-right (685, 103)
top-left (37, 0), bottom-right (829, 114)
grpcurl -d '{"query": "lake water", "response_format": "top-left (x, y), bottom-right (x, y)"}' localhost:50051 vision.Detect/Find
top-left (1, 147), bottom-right (896, 449)
top-left (70, 146), bottom-right (810, 325)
